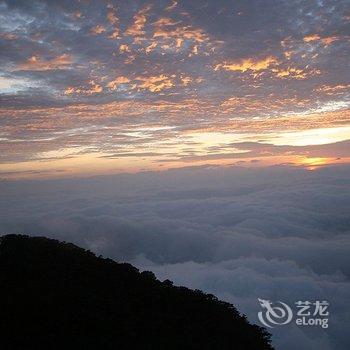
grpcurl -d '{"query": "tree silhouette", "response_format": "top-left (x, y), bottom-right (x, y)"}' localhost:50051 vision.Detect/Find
top-left (0, 234), bottom-right (274, 349)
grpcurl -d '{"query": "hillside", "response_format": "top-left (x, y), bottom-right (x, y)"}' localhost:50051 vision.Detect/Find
top-left (0, 234), bottom-right (273, 349)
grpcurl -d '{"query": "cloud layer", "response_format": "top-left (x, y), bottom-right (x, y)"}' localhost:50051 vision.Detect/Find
top-left (0, 164), bottom-right (349, 349)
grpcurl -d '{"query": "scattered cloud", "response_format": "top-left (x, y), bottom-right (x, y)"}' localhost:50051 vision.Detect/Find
top-left (125, 5), bottom-right (152, 38)
top-left (215, 56), bottom-right (278, 73)
top-left (17, 54), bottom-right (73, 71)
top-left (90, 24), bottom-right (106, 35)
top-left (107, 76), bottom-right (131, 90)
top-left (0, 0), bottom-right (349, 175)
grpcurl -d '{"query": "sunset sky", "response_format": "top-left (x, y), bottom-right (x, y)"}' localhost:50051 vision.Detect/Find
top-left (1, 2), bottom-right (350, 349)
top-left (0, 0), bottom-right (349, 178)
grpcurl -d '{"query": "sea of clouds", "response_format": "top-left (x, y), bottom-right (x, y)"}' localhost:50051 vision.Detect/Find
top-left (1, 164), bottom-right (349, 349)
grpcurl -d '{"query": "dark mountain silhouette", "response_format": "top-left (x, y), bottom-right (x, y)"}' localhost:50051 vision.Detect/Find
top-left (0, 234), bottom-right (274, 349)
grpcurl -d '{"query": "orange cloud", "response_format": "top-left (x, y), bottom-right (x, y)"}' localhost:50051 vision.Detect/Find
top-left (107, 6), bottom-right (118, 25)
top-left (215, 55), bottom-right (321, 80)
top-left (65, 81), bottom-right (103, 95)
top-left (88, 81), bottom-right (103, 93)
top-left (152, 17), bottom-right (180, 27)
top-left (153, 26), bottom-right (208, 43)
top-left (90, 25), bottom-right (106, 35)
top-left (114, 5), bottom-right (214, 56)
top-left (152, 11), bottom-right (209, 49)
top-left (18, 54), bottom-right (73, 71)
top-left (124, 54), bottom-right (136, 64)
top-left (109, 30), bottom-right (120, 39)
top-left (165, 1), bottom-right (177, 11)
top-left (274, 67), bottom-right (314, 79)
top-left (303, 34), bottom-right (321, 42)
top-left (214, 56), bottom-right (278, 72)
top-left (180, 76), bottom-right (192, 86)
top-left (303, 34), bottom-right (342, 45)
top-left (145, 41), bottom-right (158, 54)
top-left (107, 4), bottom-right (120, 39)
top-left (321, 36), bottom-right (340, 45)
top-left (315, 84), bottom-right (350, 95)
top-left (105, 74), bottom-right (199, 92)
top-left (135, 75), bottom-right (174, 92)
top-left (125, 5), bottom-right (152, 37)
top-left (107, 76), bottom-right (131, 90)
top-left (119, 44), bottom-right (131, 53)
top-left (191, 45), bottom-right (199, 55)
top-left (73, 11), bottom-right (83, 19)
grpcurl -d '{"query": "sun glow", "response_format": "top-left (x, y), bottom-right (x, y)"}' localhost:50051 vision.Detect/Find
top-left (270, 126), bottom-right (350, 146)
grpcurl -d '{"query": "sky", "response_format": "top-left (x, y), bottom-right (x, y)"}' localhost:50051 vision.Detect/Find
top-left (0, 0), bottom-right (349, 179)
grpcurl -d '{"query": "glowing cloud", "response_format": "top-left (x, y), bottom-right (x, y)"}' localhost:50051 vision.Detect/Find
top-left (273, 66), bottom-right (321, 79)
top-left (125, 5), bottom-right (152, 38)
top-left (135, 75), bottom-right (174, 92)
top-left (17, 54), bottom-right (73, 71)
top-left (303, 34), bottom-right (342, 45)
top-left (90, 25), bottom-right (106, 35)
top-left (65, 81), bottom-right (103, 95)
top-left (107, 76), bottom-right (131, 90)
top-left (315, 84), bottom-right (350, 95)
top-left (214, 56), bottom-right (278, 73)
top-left (107, 5), bottom-right (120, 39)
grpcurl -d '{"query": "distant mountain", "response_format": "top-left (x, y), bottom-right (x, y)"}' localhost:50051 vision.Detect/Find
top-left (0, 234), bottom-right (273, 349)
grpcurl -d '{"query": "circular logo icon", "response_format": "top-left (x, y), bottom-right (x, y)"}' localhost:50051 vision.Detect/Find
top-left (258, 298), bottom-right (293, 328)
